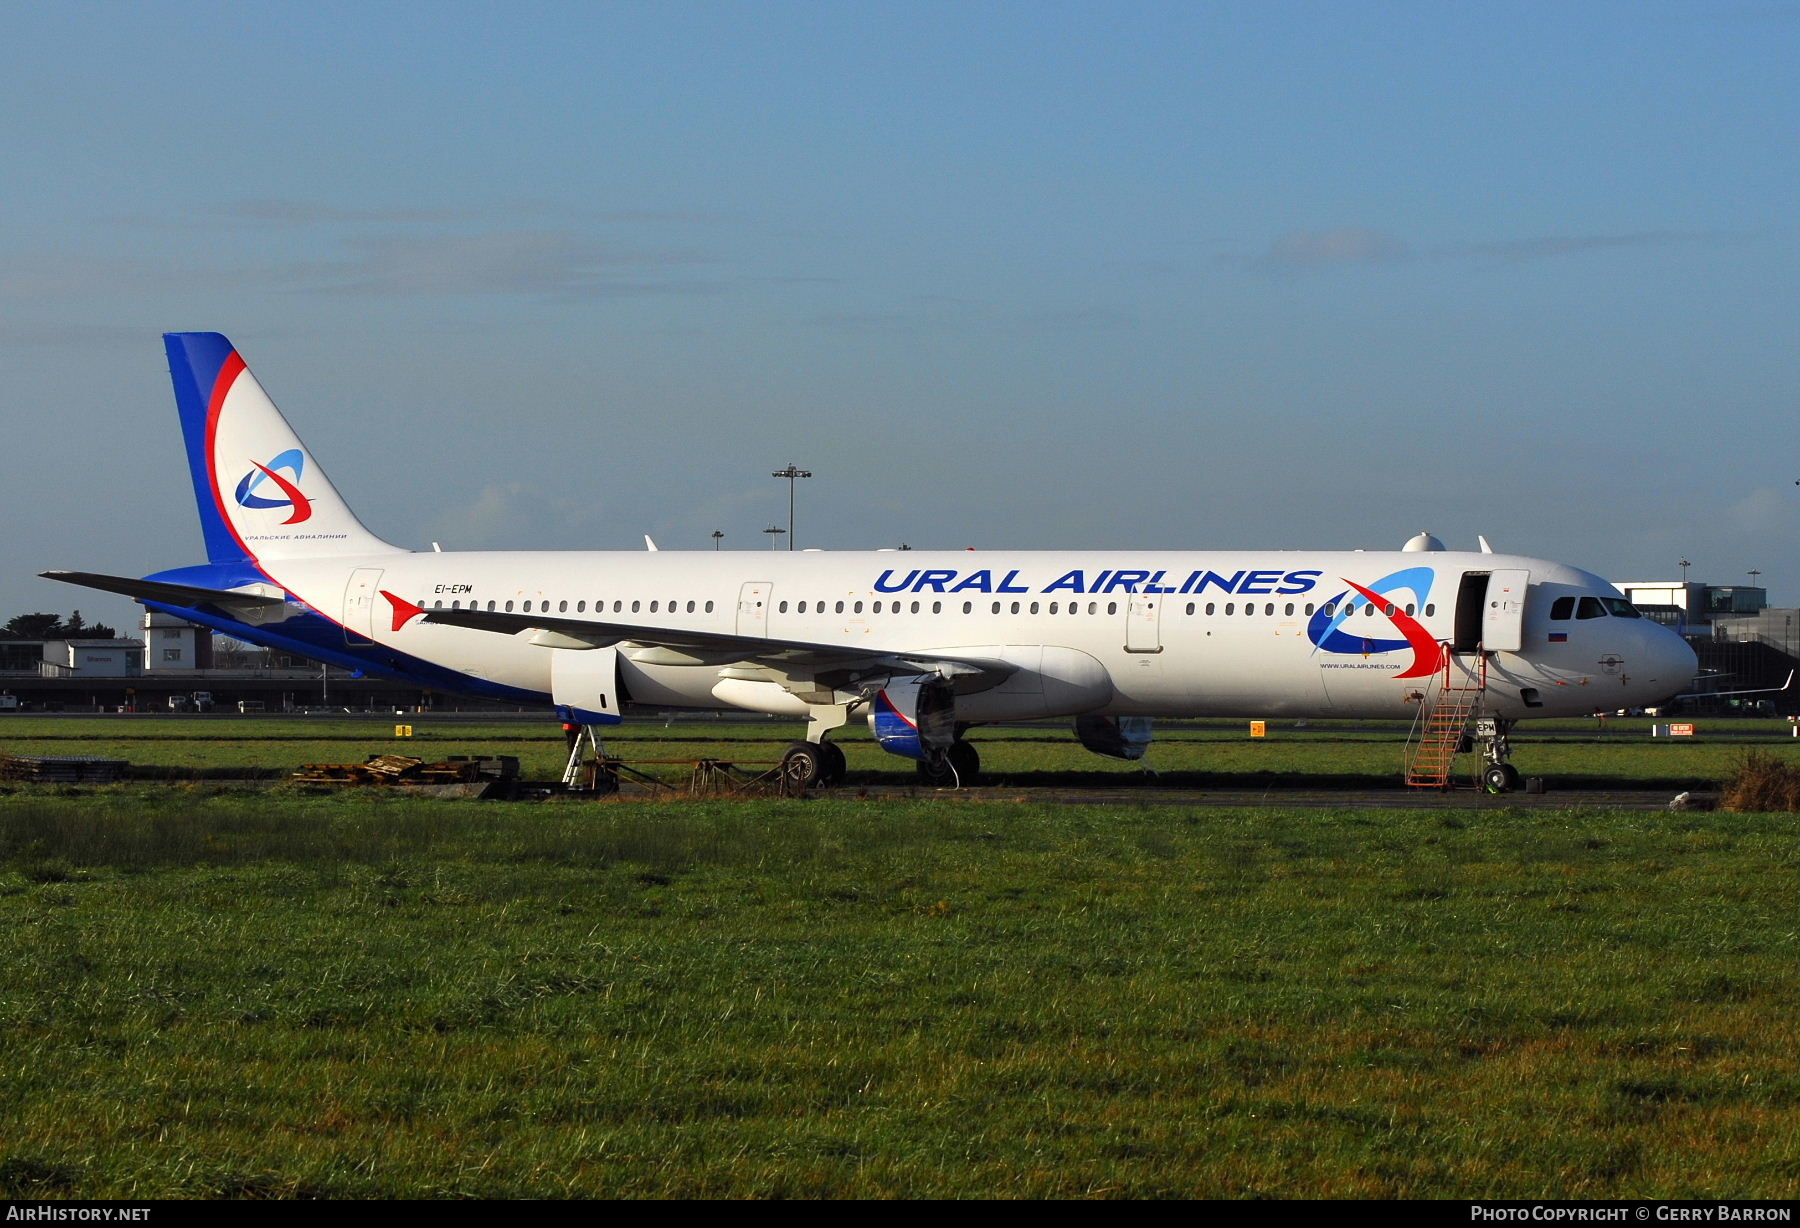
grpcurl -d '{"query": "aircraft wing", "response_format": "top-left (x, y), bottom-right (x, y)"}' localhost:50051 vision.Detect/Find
top-left (41, 570), bottom-right (288, 610)
top-left (422, 605), bottom-right (1016, 685)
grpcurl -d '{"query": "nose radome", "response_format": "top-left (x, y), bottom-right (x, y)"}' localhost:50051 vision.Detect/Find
top-left (1640, 625), bottom-right (1698, 703)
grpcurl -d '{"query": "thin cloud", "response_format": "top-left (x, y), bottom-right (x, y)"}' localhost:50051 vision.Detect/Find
top-left (1246, 227), bottom-right (1705, 272)
top-left (216, 200), bottom-right (471, 225)
top-left (1447, 232), bottom-right (1690, 261)
top-left (300, 230), bottom-right (720, 300)
top-left (1729, 487), bottom-right (1790, 537)
top-left (1252, 228), bottom-right (1410, 273)
top-left (0, 252), bottom-right (262, 300)
top-left (212, 199), bottom-right (730, 227)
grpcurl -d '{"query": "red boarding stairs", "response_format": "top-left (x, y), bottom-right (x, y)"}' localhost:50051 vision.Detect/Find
top-left (1404, 649), bottom-right (1486, 789)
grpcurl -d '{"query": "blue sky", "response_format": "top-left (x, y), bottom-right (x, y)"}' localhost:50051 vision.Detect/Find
top-left (2, 0), bottom-right (1794, 634)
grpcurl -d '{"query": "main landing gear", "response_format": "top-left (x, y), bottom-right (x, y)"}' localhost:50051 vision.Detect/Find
top-left (779, 739), bottom-right (847, 789)
top-left (1474, 717), bottom-right (1522, 794)
top-left (917, 740), bottom-right (980, 787)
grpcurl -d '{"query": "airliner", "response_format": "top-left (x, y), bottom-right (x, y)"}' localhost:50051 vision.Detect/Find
top-left (47, 332), bottom-right (1697, 791)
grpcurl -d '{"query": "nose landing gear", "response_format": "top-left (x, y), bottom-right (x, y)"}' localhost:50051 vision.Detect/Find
top-left (1474, 718), bottom-right (1521, 794)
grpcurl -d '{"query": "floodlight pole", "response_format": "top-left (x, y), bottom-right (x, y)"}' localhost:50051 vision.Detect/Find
top-left (771, 463), bottom-right (811, 550)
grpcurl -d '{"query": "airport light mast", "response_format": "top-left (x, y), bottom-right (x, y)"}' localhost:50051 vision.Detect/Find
top-left (771, 463), bottom-right (811, 550)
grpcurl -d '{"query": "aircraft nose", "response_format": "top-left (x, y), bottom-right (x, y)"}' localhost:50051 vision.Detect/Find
top-left (1639, 623), bottom-right (1698, 703)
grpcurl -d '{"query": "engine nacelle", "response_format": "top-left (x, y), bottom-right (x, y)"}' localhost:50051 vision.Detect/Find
top-left (869, 676), bottom-right (956, 761)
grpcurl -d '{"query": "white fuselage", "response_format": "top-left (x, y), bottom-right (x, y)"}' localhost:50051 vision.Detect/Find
top-left (262, 545), bottom-right (1696, 722)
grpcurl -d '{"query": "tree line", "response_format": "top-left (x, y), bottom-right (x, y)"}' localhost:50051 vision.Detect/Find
top-left (0, 611), bottom-right (120, 640)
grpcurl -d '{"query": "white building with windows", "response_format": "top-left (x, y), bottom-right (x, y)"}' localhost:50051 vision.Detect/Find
top-left (143, 610), bottom-right (213, 672)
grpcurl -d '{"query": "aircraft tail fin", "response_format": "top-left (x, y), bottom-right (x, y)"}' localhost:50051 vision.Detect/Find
top-left (165, 332), bottom-right (406, 564)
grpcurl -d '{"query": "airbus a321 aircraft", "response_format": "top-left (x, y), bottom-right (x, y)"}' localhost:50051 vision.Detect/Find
top-left (48, 333), bottom-right (1697, 791)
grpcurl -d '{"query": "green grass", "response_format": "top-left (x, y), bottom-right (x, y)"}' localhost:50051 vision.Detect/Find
top-left (3, 713), bottom-right (1792, 789)
top-left (0, 789), bottom-right (1793, 1198)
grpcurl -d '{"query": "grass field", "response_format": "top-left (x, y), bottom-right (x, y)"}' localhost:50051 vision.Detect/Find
top-left (0, 776), bottom-right (1794, 1198)
top-left (3, 713), bottom-right (1794, 790)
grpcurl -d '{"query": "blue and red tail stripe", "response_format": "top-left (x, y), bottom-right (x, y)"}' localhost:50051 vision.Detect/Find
top-left (166, 332), bottom-right (253, 566)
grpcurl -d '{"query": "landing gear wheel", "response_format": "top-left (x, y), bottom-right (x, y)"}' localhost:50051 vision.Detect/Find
top-left (817, 741), bottom-right (847, 786)
top-left (917, 741), bottom-right (980, 787)
top-left (916, 754), bottom-right (951, 787)
top-left (946, 740), bottom-right (980, 785)
top-left (1482, 763), bottom-right (1521, 795)
top-left (780, 741), bottom-right (826, 789)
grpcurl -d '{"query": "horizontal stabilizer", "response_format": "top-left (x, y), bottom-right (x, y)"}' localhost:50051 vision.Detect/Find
top-left (41, 570), bottom-right (287, 609)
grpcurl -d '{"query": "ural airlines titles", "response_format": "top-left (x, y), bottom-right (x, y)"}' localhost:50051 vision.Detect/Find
top-left (871, 567), bottom-right (1325, 596)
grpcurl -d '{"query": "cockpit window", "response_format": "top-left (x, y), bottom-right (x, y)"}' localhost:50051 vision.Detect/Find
top-left (1577, 597), bottom-right (1607, 619)
top-left (1550, 597), bottom-right (1574, 620)
top-left (1602, 597), bottom-right (1641, 619)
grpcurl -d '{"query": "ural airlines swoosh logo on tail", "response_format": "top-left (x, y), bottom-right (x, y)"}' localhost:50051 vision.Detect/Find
top-left (1306, 566), bottom-right (1446, 679)
top-left (233, 448), bottom-right (313, 524)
